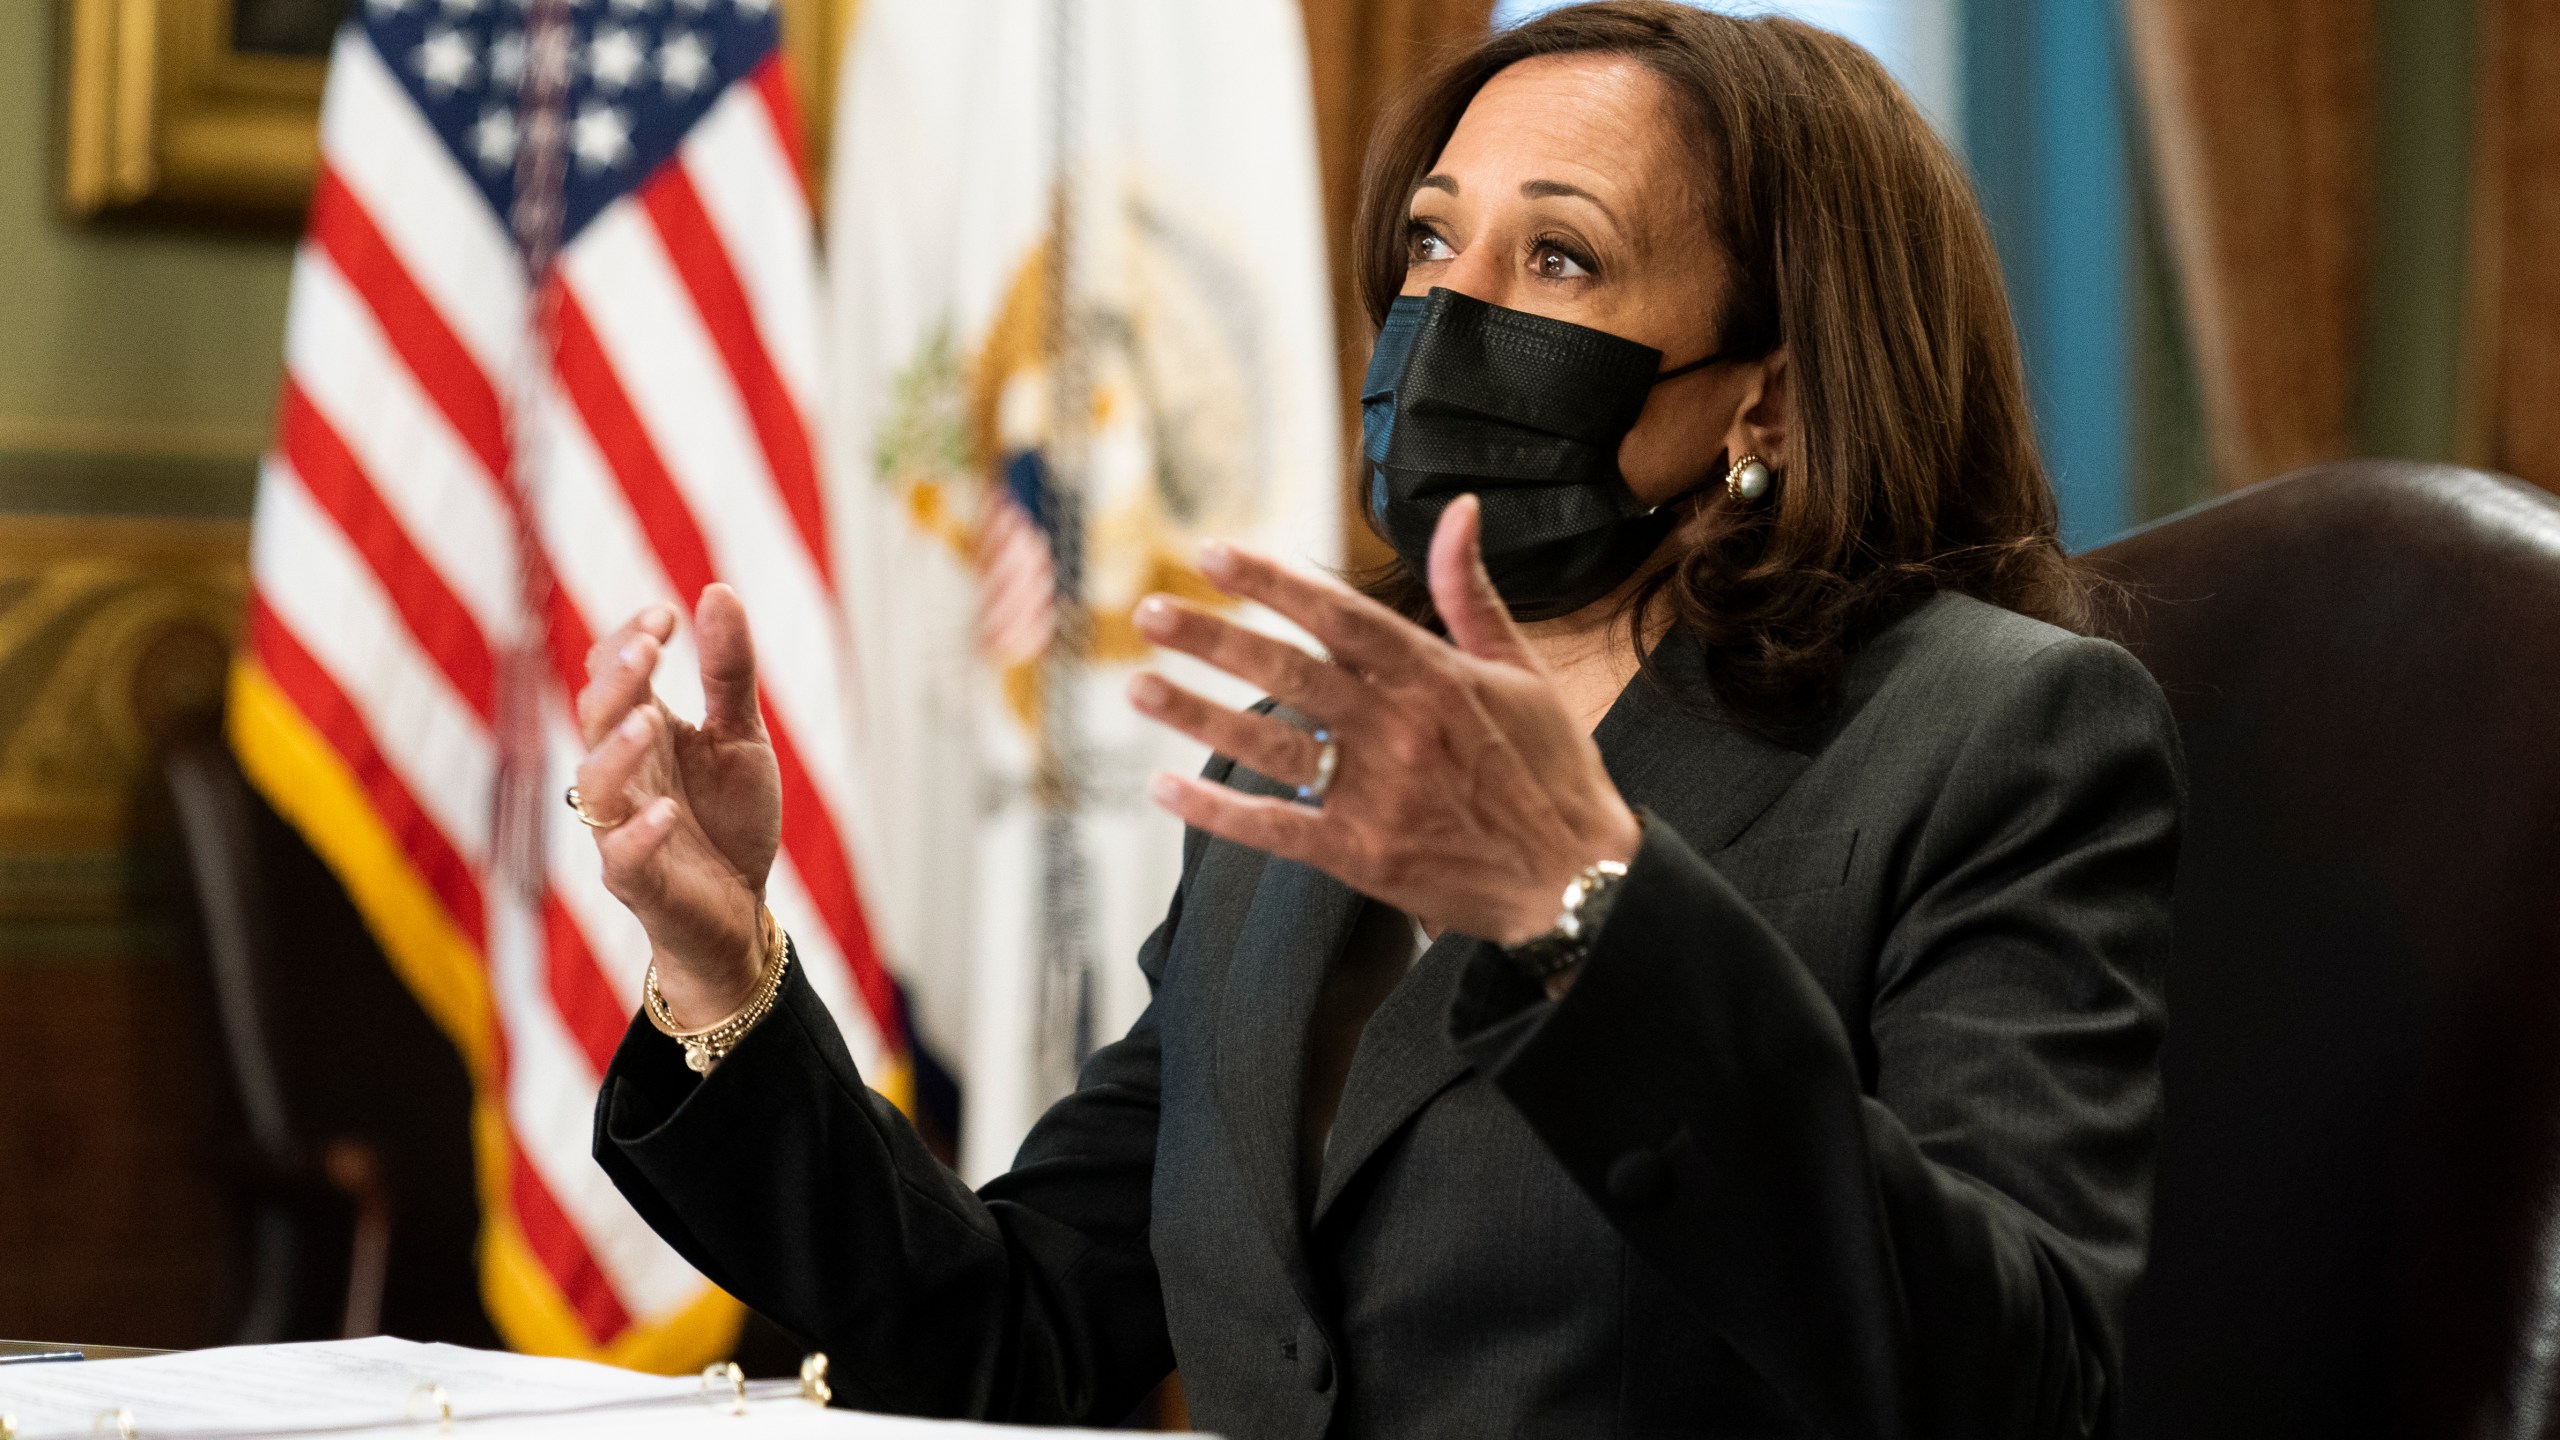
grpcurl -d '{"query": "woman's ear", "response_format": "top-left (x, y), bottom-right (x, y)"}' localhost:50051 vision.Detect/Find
top-left (1722, 348), bottom-right (1792, 471)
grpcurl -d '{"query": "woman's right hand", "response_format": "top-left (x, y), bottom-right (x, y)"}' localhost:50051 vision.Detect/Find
top-left (573, 583), bottom-right (782, 1028)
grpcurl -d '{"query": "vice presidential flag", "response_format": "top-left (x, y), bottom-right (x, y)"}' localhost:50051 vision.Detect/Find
top-left (229, 0), bottom-right (898, 1368)
top-left (823, 0), bottom-right (1344, 1182)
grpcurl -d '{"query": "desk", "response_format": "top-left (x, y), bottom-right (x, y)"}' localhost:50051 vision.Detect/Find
top-left (0, 1339), bottom-right (170, 1361)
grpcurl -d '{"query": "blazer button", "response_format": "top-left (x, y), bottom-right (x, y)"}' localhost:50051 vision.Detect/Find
top-left (1607, 1148), bottom-right (1672, 1208)
top-left (1296, 1320), bottom-right (1334, 1392)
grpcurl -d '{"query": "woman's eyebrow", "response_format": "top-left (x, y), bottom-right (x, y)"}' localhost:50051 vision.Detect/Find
top-left (1521, 178), bottom-right (1618, 226)
top-left (1415, 173), bottom-right (1460, 197)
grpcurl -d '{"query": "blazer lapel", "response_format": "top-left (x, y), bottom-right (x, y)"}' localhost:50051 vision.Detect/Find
top-left (1598, 629), bottom-right (1812, 853)
top-left (1307, 928), bottom-right (1477, 1225)
top-left (1305, 632), bottom-right (1811, 1228)
top-left (1211, 852), bottom-right (1363, 1294)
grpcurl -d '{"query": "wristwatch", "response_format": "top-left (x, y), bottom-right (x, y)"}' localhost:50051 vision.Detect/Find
top-left (1503, 856), bottom-right (1631, 985)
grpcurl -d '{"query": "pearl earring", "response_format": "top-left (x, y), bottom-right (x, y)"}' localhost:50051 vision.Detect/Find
top-left (1725, 452), bottom-right (1773, 504)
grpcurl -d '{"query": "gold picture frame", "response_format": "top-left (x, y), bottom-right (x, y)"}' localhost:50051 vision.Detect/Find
top-left (59, 0), bottom-right (857, 222)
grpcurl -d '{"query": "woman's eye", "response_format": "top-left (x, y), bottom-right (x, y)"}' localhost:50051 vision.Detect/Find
top-left (1533, 244), bottom-right (1592, 280)
top-left (1408, 225), bottom-right (1455, 263)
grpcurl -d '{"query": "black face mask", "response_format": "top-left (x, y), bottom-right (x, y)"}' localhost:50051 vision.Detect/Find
top-left (1360, 287), bottom-right (1732, 621)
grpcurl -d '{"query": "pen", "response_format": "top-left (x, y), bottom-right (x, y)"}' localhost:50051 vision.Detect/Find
top-left (0, 1350), bottom-right (84, 1365)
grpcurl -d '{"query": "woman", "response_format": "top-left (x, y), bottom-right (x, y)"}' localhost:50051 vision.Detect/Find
top-left (573, 5), bottom-right (2179, 1436)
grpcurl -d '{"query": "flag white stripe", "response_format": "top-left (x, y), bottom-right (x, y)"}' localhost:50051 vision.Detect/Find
top-left (536, 379), bottom-right (710, 724)
top-left (559, 206), bottom-right (855, 807)
top-left (765, 856), bottom-right (891, 1073)
top-left (252, 458), bottom-right (496, 866)
top-left (321, 30), bottom-right (527, 385)
top-left (285, 246), bottom-right (522, 644)
top-left (680, 87), bottom-right (824, 417)
top-left (488, 895), bottom-right (713, 1319)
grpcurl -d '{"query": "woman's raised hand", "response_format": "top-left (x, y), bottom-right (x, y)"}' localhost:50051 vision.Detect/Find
top-left (1129, 496), bottom-right (1643, 947)
top-left (573, 583), bottom-right (782, 1026)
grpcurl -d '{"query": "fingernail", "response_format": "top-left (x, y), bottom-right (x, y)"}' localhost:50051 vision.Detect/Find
top-left (1134, 596), bottom-right (1173, 633)
top-left (618, 708), bottom-right (650, 741)
top-left (645, 605), bottom-right (675, 632)
top-left (1147, 772), bottom-right (1183, 806)
top-left (1130, 672), bottom-right (1168, 708)
top-left (619, 637), bottom-right (648, 668)
top-left (1198, 541), bottom-right (1235, 578)
top-left (645, 796), bottom-right (678, 828)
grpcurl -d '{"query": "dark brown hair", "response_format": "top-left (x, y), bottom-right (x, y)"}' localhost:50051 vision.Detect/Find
top-left (1354, 0), bottom-right (2086, 733)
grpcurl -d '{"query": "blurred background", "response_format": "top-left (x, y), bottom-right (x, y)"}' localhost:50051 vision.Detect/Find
top-left (1, 0), bottom-right (2553, 1394)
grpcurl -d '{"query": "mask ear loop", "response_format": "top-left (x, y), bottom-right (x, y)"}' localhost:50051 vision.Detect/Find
top-left (1650, 347), bottom-right (1732, 385)
top-left (1632, 346), bottom-right (1742, 515)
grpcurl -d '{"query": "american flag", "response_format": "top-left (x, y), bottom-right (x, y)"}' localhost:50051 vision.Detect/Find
top-left (227, 0), bottom-right (904, 1368)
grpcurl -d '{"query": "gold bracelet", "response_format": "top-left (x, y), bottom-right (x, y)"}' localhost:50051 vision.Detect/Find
top-left (644, 906), bottom-right (789, 1074)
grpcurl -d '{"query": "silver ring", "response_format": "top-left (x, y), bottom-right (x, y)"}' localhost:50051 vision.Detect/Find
top-left (1295, 728), bottom-right (1338, 805)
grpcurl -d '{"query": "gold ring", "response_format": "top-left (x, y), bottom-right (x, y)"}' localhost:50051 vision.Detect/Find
top-left (564, 786), bottom-right (624, 830)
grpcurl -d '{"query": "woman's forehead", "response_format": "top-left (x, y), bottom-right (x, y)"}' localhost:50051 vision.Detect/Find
top-left (1429, 54), bottom-right (1694, 217)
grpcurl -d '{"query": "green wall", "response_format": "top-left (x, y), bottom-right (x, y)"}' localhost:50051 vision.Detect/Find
top-left (2360, 0), bottom-right (2475, 463)
top-left (0, 0), bottom-right (294, 517)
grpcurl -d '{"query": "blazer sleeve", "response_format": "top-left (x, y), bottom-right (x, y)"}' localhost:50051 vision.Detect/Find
top-left (1449, 635), bottom-right (2180, 1440)
top-left (590, 776), bottom-right (1232, 1425)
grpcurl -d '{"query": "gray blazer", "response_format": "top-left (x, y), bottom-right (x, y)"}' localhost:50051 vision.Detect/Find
top-left (595, 590), bottom-right (2181, 1439)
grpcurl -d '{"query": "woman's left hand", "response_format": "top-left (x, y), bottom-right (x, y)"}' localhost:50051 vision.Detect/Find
top-left (1130, 495), bottom-right (1642, 948)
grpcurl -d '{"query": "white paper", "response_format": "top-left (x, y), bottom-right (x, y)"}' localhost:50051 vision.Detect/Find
top-left (0, 1337), bottom-right (1210, 1439)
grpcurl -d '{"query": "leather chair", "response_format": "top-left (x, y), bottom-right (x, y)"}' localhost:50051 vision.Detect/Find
top-left (159, 733), bottom-right (496, 1349)
top-left (2086, 461), bottom-right (2560, 1440)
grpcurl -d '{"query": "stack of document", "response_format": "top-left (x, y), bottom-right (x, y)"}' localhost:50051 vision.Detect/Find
top-left (0, 1337), bottom-right (1201, 1438)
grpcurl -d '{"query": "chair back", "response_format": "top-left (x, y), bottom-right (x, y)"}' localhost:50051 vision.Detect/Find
top-left (2087, 461), bottom-right (2560, 1440)
top-left (162, 732), bottom-right (494, 1347)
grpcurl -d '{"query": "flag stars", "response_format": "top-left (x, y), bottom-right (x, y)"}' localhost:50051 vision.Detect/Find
top-left (735, 0), bottom-right (771, 14)
top-left (437, 0), bottom-right (483, 15)
top-left (415, 27), bottom-right (479, 94)
top-left (470, 106), bottom-right (520, 172)
top-left (587, 24), bottom-right (649, 92)
top-left (488, 29), bottom-right (525, 90)
top-left (366, 0), bottom-right (412, 15)
top-left (657, 30), bottom-right (712, 96)
top-left (572, 100), bottom-right (634, 170)
top-left (608, 0), bottom-right (658, 12)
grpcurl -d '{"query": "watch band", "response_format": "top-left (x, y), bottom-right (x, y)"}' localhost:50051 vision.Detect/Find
top-left (1504, 857), bottom-right (1630, 984)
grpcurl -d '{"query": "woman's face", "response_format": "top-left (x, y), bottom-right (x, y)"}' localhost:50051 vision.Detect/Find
top-left (1402, 53), bottom-right (1787, 508)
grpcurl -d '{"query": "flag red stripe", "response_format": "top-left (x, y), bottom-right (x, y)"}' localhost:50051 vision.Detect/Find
top-left (638, 165), bottom-right (832, 588)
top-left (508, 1135), bottom-right (635, 1342)
top-left (748, 58), bottom-right (807, 193)
top-left (768, 721), bottom-right (902, 1030)
top-left (277, 380), bottom-right (499, 723)
top-left (551, 292), bottom-right (899, 1036)
top-left (247, 594), bottom-right (487, 946)
top-left (307, 165), bottom-right (511, 484)
top-left (553, 297), bottom-right (722, 605)
top-left (542, 893), bottom-right (630, 1080)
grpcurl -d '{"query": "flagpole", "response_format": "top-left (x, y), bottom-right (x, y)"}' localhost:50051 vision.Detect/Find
top-left (1035, 0), bottom-right (1100, 1091)
top-left (492, 0), bottom-right (577, 902)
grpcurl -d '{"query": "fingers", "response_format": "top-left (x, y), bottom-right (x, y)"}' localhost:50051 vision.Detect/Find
top-left (1133, 595), bottom-right (1376, 720)
top-left (1195, 542), bottom-right (1434, 683)
top-left (573, 705), bottom-right (658, 827)
top-left (694, 583), bottom-right (766, 740)
top-left (1428, 495), bottom-right (1534, 668)
top-left (595, 795), bottom-right (681, 906)
top-left (578, 625), bottom-right (664, 747)
top-left (1146, 770), bottom-right (1329, 864)
top-left (1128, 672), bottom-right (1329, 787)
